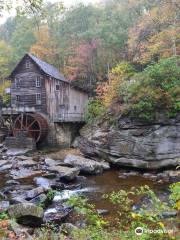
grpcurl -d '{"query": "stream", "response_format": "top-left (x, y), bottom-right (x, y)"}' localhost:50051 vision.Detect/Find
top-left (37, 169), bottom-right (170, 223)
top-left (0, 145), bottom-right (177, 238)
top-left (0, 163), bottom-right (170, 220)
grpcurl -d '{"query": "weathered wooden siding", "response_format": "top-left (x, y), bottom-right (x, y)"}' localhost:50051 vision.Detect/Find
top-left (10, 56), bottom-right (47, 113)
top-left (9, 54), bottom-right (89, 123)
top-left (68, 87), bottom-right (88, 117)
top-left (45, 77), bottom-right (69, 121)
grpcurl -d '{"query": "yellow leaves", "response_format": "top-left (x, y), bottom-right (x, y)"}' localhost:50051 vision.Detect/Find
top-left (98, 62), bottom-right (135, 107)
top-left (176, 200), bottom-right (180, 210)
top-left (128, 0), bottom-right (180, 63)
top-left (30, 25), bottom-right (58, 65)
top-left (131, 213), bottom-right (142, 219)
top-left (0, 41), bottom-right (12, 80)
top-left (158, 222), bottom-right (165, 229)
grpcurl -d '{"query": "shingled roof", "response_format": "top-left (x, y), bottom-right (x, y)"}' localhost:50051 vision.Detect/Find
top-left (28, 54), bottom-right (69, 83)
top-left (9, 53), bottom-right (69, 83)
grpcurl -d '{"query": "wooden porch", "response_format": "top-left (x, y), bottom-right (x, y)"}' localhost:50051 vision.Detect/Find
top-left (54, 112), bottom-right (85, 122)
top-left (1, 107), bottom-right (36, 115)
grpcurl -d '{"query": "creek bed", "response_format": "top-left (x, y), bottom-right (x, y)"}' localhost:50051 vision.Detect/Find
top-left (48, 169), bottom-right (170, 224)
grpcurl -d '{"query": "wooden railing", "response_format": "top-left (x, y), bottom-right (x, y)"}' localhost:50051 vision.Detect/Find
top-left (55, 112), bottom-right (85, 122)
top-left (1, 106), bottom-right (36, 114)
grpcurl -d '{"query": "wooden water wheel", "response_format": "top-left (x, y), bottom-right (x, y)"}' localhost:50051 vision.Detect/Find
top-left (12, 113), bottom-right (48, 143)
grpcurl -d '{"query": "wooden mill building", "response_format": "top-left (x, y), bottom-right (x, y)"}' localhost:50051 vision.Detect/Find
top-left (3, 53), bottom-right (88, 146)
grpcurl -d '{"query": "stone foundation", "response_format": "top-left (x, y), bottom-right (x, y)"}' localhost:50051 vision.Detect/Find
top-left (4, 131), bottom-right (36, 150)
top-left (46, 122), bottom-right (83, 147)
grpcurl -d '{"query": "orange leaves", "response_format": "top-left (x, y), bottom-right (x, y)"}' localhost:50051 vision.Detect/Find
top-left (96, 62), bottom-right (135, 107)
top-left (96, 82), bottom-right (109, 101)
top-left (7, 231), bottom-right (16, 239)
top-left (128, 0), bottom-right (180, 63)
top-left (63, 39), bottom-right (101, 84)
top-left (30, 25), bottom-right (58, 66)
top-left (0, 219), bottom-right (9, 228)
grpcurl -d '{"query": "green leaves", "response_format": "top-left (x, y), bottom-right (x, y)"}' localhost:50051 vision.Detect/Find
top-left (67, 195), bottom-right (107, 228)
top-left (118, 57), bottom-right (180, 121)
top-left (84, 99), bottom-right (106, 123)
top-left (169, 182), bottom-right (180, 210)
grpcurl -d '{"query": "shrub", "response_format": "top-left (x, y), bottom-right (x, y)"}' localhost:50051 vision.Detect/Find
top-left (121, 57), bottom-right (180, 121)
top-left (31, 184), bottom-right (179, 239)
top-left (169, 182), bottom-right (180, 210)
top-left (102, 62), bottom-right (135, 107)
top-left (0, 81), bottom-right (11, 107)
top-left (91, 57), bottom-right (180, 122)
top-left (65, 185), bottom-right (178, 240)
top-left (84, 99), bottom-right (106, 123)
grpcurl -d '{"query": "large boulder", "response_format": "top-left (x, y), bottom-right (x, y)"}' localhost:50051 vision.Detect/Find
top-left (43, 206), bottom-right (71, 223)
top-left (64, 154), bottom-right (109, 174)
top-left (8, 203), bottom-right (44, 227)
top-left (6, 148), bottom-right (32, 156)
top-left (77, 115), bottom-right (180, 169)
top-left (0, 201), bottom-right (10, 212)
top-left (10, 169), bottom-right (42, 180)
top-left (44, 157), bottom-right (64, 166)
top-left (48, 166), bottom-right (79, 181)
top-left (25, 187), bottom-right (46, 200)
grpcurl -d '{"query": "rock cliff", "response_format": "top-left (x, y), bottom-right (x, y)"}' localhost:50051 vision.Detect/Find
top-left (76, 115), bottom-right (180, 169)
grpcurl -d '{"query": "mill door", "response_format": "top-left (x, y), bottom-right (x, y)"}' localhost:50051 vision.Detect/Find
top-left (59, 105), bottom-right (65, 120)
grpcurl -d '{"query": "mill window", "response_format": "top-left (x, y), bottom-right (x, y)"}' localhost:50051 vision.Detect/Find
top-left (25, 60), bottom-right (30, 69)
top-left (36, 76), bottom-right (41, 87)
top-left (74, 106), bottom-right (77, 111)
top-left (36, 93), bottom-right (41, 105)
top-left (15, 77), bottom-right (20, 88)
top-left (56, 84), bottom-right (60, 91)
top-left (16, 95), bottom-right (20, 102)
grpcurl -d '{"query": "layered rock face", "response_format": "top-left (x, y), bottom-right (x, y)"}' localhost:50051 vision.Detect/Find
top-left (76, 115), bottom-right (180, 169)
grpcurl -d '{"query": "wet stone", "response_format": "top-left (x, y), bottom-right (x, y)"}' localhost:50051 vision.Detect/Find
top-left (0, 192), bottom-right (6, 200)
top-left (64, 154), bottom-right (105, 174)
top-left (42, 172), bottom-right (57, 179)
top-left (10, 197), bottom-right (29, 205)
top-left (5, 180), bottom-right (20, 186)
top-left (10, 221), bottom-right (33, 239)
top-left (51, 182), bottom-right (65, 191)
top-left (0, 201), bottom-right (10, 212)
top-left (6, 148), bottom-right (32, 156)
top-left (48, 166), bottom-right (80, 181)
top-left (61, 223), bottom-right (78, 235)
top-left (10, 169), bottom-right (42, 180)
top-left (0, 163), bottom-right (12, 172)
top-left (162, 211), bottom-right (178, 218)
top-left (44, 157), bottom-right (64, 167)
top-left (25, 187), bottom-right (45, 200)
top-left (43, 206), bottom-right (72, 224)
top-left (30, 193), bottom-right (47, 205)
top-left (118, 174), bottom-right (127, 179)
top-left (122, 171), bottom-right (140, 177)
top-left (34, 177), bottom-right (52, 189)
top-left (97, 209), bottom-right (109, 215)
top-left (8, 203), bottom-right (44, 227)
top-left (16, 159), bottom-right (37, 168)
top-left (0, 160), bottom-right (9, 167)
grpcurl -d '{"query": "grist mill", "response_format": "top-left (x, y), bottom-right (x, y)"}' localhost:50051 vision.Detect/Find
top-left (0, 53), bottom-right (88, 149)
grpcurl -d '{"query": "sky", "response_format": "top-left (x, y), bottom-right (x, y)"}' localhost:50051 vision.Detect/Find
top-left (0, 0), bottom-right (100, 24)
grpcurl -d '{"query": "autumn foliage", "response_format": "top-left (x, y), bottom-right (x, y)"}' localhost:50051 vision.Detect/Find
top-left (94, 57), bottom-right (180, 122)
top-left (0, 0), bottom-right (179, 119)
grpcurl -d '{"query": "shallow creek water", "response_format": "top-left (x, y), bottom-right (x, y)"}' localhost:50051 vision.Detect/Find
top-left (50, 169), bottom-right (168, 223)
top-left (0, 164), bottom-right (169, 222)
